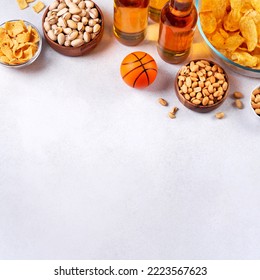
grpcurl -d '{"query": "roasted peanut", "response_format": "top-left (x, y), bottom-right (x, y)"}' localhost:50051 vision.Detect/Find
top-left (233, 91), bottom-right (244, 99)
top-left (235, 99), bottom-right (244, 109)
top-left (177, 60), bottom-right (228, 108)
top-left (158, 98), bottom-right (168, 106)
top-left (215, 112), bottom-right (225, 119)
top-left (171, 107), bottom-right (179, 114)
top-left (251, 87), bottom-right (260, 116)
top-left (168, 112), bottom-right (176, 119)
top-left (255, 109), bottom-right (260, 115)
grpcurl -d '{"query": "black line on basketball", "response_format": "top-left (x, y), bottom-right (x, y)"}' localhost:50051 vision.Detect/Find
top-left (121, 52), bottom-right (148, 65)
top-left (133, 68), bottom-right (157, 88)
top-left (132, 52), bottom-right (150, 87)
top-left (122, 60), bottom-right (157, 79)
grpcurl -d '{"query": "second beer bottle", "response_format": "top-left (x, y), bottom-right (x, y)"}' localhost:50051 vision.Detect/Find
top-left (157, 0), bottom-right (197, 64)
top-left (113, 0), bottom-right (150, 46)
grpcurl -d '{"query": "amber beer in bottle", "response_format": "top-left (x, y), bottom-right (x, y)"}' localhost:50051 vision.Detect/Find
top-left (113, 0), bottom-right (150, 46)
top-left (149, 0), bottom-right (168, 23)
top-left (157, 0), bottom-right (197, 63)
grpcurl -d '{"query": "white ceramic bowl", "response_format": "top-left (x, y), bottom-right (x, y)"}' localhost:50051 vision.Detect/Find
top-left (250, 87), bottom-right (260, 119)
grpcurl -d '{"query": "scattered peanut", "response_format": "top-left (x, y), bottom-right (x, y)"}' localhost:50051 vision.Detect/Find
top-left (176, 60), bottom-right (228, 108)
top-left (234, 99), bottom-right (244, 109)
top-left (171, 107), bottom-right (179, 115)
top-left (44, 0), bottom-right (102, 47)
top-left (158, 98), bottom-right (168, 106)
top-left (251, 88), bottom-right (260, 117)
top-left (168, 112), bottom-right (176, 119)
top-left (233, 91), bottom-right (244, 99)
top-left (168, 107), bottom-right (178, 119)
top-left (215, 112), bottom-right (225, 119)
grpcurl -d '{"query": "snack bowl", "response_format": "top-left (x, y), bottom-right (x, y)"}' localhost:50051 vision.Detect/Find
top-left (42, 0), bottom-right (104, 57)
top-left (196, 0), bottom-right (260, 79)
top-left (175, 59), bottom-right (229, 113)
top-left (0, 20), bottom-right (42, 68)
top-left (250, 87), bottom-right (260, 119)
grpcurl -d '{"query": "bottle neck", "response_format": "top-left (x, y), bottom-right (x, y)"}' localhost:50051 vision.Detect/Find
top-left (169, 0), bottom-right (194, 17)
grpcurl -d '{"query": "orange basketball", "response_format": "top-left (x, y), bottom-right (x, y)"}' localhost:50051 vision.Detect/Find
top-left (120, 51), bottom-right (158, 89)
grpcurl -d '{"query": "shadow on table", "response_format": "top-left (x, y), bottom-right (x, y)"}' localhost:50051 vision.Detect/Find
top-left (143, 66), bottom-right (177, 95)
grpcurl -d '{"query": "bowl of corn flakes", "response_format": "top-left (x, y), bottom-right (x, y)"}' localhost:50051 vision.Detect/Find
top-left (197, 0), bottom-right (260, 78)
top-left (0, 19), bottom-right (42, 68)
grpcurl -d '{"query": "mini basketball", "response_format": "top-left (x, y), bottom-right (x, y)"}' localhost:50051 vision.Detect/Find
top-left (120, 51), bottom-right (158, 89)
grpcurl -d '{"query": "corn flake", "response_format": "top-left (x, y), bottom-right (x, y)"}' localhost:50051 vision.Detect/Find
top-left (224, 33), bottom-right (245, 52)
top-left (32, 1), bottom-right (45, 13)
top-left (6, 20), bottom-right (26, 37)
top-left (200, 12), bottom-right (217, 34)
top-left (209, 32), bottom-right (225, 49)
top-left (251, 0), bottom-right (260, 12)
top-left (16, 0), bottom-right (28, 10)
top-left (240, 15), bottom-right (258, 52)
top-left (231, 51), bottom-right (258, 67)
top-left (0, 20), bottom-right (39, 65)
top-left (200, 0), bottom-right (260, 69)
top-left (201, 0), bottom-right (227, 20)
top-left (223, 10), bottom-right (241, 31)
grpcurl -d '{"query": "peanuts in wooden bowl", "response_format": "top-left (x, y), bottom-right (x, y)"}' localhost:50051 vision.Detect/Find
top-left (175, 59), bottom-right (229, 113)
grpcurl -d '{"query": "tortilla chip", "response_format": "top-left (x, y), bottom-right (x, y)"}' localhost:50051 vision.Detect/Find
top-left (32, 1), bottom-right (45, 13)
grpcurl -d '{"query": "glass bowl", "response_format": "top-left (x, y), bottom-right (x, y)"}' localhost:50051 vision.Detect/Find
top-left (196, 0), bottom-right (260, 79)
top-left (0, 20), bottom-right (42, 68)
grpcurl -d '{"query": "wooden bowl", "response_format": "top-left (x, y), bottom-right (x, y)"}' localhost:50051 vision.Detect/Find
top-left (175, 59), bottom-right (229, 113)
top-left (42, 1), bottom-right (104, 57)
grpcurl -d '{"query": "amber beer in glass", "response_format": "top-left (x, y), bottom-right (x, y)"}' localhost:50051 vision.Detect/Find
top-left (114, 0), bottom-right (150, 46)
top-left (157, 0), bottom-right (197, 63)
top-left (149, 0), bottom-right (168, 22)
